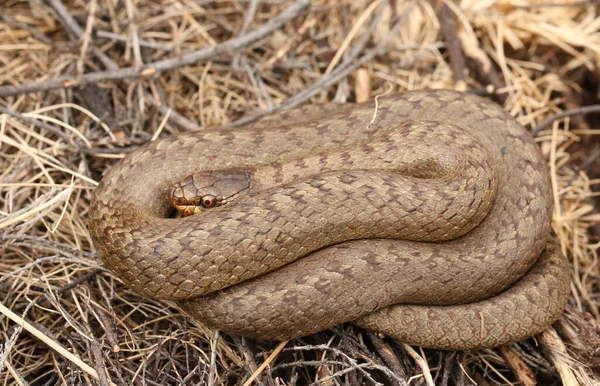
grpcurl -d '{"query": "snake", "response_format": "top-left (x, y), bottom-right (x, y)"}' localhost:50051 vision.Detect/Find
top-left (88, 90), bottom-right (570, 350)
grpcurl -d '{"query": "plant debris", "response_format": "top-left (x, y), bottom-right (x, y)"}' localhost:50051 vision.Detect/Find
top-left (1, 0), bottom-right (599, 385)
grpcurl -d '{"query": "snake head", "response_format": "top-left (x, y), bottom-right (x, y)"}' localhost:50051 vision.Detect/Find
top-left (168, 170), bottom-right (251, 217)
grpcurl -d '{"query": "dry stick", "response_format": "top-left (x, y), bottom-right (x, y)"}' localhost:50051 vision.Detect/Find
top-left (125, 0), bottom-right (143, 68)
top-left (0, 234), bottom-right (97, 259)
top-left (463, 44), bottom-right (508, 104)
top-left (452, 21), bottom-right (508, 103)
top-left (234, 337), bottom-right (262, 383)
top-left (0, 0), bottom-right (311, 98)
top-left (434, 0), bottom-right (467, 90)
top-left (531, 104), bottom-right (600, 136)
top-left (401, 344), bottom-right (434, 386)
top-left (514, 341), bottom-right (556, 374)
top-left (43, 0), bottom-right (308, 134)
top-left (516, 0), bottom-right (598, 9)
top-left (229, 0), bottom-right (418, 128)
top-left (242, 340), bottom-right (288, 386)
top-left (0, 14), bottom-right (55, 46)
top-left (438, 352), bottom-right (455, 386)
top-left (96, 30), bottom-right (171, 51)
top-left (0, 105), bottom-right (74, 145)
top-left (23, 269), bottom-right (103, 310)
top-left (355, 68), bottom-right (372, 103)
top-left (554, 145), bottom-right (600, 208)
top-left (498, 346), bottom-right (536, 386)
top-left (90, 338), bottom-right (111, 386)
top-left (76, 0), bottom-right (97, 75)
top-left (125, 0), bottom-right (145, 115)
top-left (47, 0), bottom-right (200, 133)
top-left (258, 16), bottom-right (317, 72)
top-left (323, 0), bottom-right (383, 76)
top-left (435, 0), bottom-right (507, 103)
top-left (539, 328), bottom-right (580, 386)
top-left (207, 330), bottom-right (220, 386)
top-left (285, 344), bottom-right (404, 385)
top-left (4, 361), bottom-right (27, 386)
top-left (366, 331), bottom-right (408, 386)
top-left (0, 302), bottom-right (118, 386)
top-left (232, 0), bottom-right (260, 69)
top-left (271, 359), bottom-right (355, 370)
top-left (144, 94), bottom-right (202, 132)
top-left (46, 0), bottom-right (86, 39)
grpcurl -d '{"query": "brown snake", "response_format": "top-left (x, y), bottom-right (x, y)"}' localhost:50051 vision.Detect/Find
top-left (88, 90), bottom-right (570, 350)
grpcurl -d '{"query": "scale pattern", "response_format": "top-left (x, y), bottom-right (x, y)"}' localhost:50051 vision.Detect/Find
top-left (88, 90), bottom-right (570, 350)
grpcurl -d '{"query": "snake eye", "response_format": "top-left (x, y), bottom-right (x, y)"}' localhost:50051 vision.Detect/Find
top-left (200, 194), bottom-right (218, 208)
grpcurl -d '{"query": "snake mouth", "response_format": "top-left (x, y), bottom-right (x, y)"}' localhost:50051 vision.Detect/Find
top-left (168, 205), bottom-right (201, 218)
top-left (166, 170), bottom-right (252, 217)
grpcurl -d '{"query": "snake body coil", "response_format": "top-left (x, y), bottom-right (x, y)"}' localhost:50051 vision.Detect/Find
top-left (89, 90), bottom-right (570, 350)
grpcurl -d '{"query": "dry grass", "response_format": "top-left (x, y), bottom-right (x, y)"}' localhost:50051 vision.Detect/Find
top-left (1, 0), bottom-right (599, 385)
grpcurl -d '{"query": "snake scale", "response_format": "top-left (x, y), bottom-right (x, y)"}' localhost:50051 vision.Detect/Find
top-left (88, 90), bottom-right (570, 350)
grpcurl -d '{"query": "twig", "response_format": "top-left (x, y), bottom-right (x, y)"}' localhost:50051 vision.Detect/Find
top-left (96, 30), bottom-right (170, 51)
top-left (0, 0), bottom-right (311, 98)
top-left (144, 93), bottom-right (202, 132)
top-left (4, 360), bottom-right (28, 386)
top-left (258, 16), bottom-right (316, 72)
top-left (0, 105), bottom-right (75, 145)
top-left (238, 0), bottom-right (260, 36)
top-left (439, 352), bottom-right (456, 386)
top-left (0, 302), bottom-right (118, 386)
top-left (125, 0), bottom-right (143, 68)
top-left (458, 30), bottom-right (507, 104)
top-left (233, 336), bottom-right (261, 383)
top-left (271, 359), bottom-right (354, 370)
top-left (11, 269), bottom-right (103, 312)
top-left (229, 0), bottom-right (417, 127)
top-left (557, 145), bottom-right (600, 205)
top-left (0, 234), bottom-right (97, 259)
top-left (532, 104), bottom-right (600, 136)
top-left (0, 256), bottom-right (102, 287)
top-left (323, 0), bottom-right (383, 76)
top-left (539, 328), bottom-right (580, 385)
top-left (283, 344), bottom-right (405, 385)
top-left (498, 346), bottom-right (536, 386)
top-left (513, 341), bottom-right (555, 375)
top-left (208, 330), bottom-right (220, 386)
top-left (242, 340), bottom-right (288, 386)
top-left (46, 1), bottom-right (202, 133)
top-left (515, 1), bottom-right (599, 9)
top-left (0, 14), bottom-right (55, 46)
top-left (125, 0), bottom-right (145, 115)
top-left (434, 0), bottom-right (467, 90)
top-left (366, 331), bottom-right (408, 386)
top-left (355, 68), bottom-right (372, 103)
top-left (232, 0), bottom-right (260, 69)
top-left (96, 30), bottom-right (172, 52)
top-left (76, 0), bottom-right (97, 75)
top-left (90, 337), bottom-right (111, 386)
top-left (401, 344), bottom-right (434, 386)
top-left (46, 0), bottom-right (87, 39)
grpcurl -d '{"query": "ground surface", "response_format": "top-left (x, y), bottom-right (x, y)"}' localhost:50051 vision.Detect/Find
top-left (1, 0), bottom-right (600, 385)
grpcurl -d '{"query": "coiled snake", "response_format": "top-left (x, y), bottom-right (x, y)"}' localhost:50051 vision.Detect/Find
top-left (88, 90), bottom-right (570, 350)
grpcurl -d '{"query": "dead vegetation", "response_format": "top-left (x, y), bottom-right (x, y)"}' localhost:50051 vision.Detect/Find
top-left (0, 0), bottom-right (599, 385)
